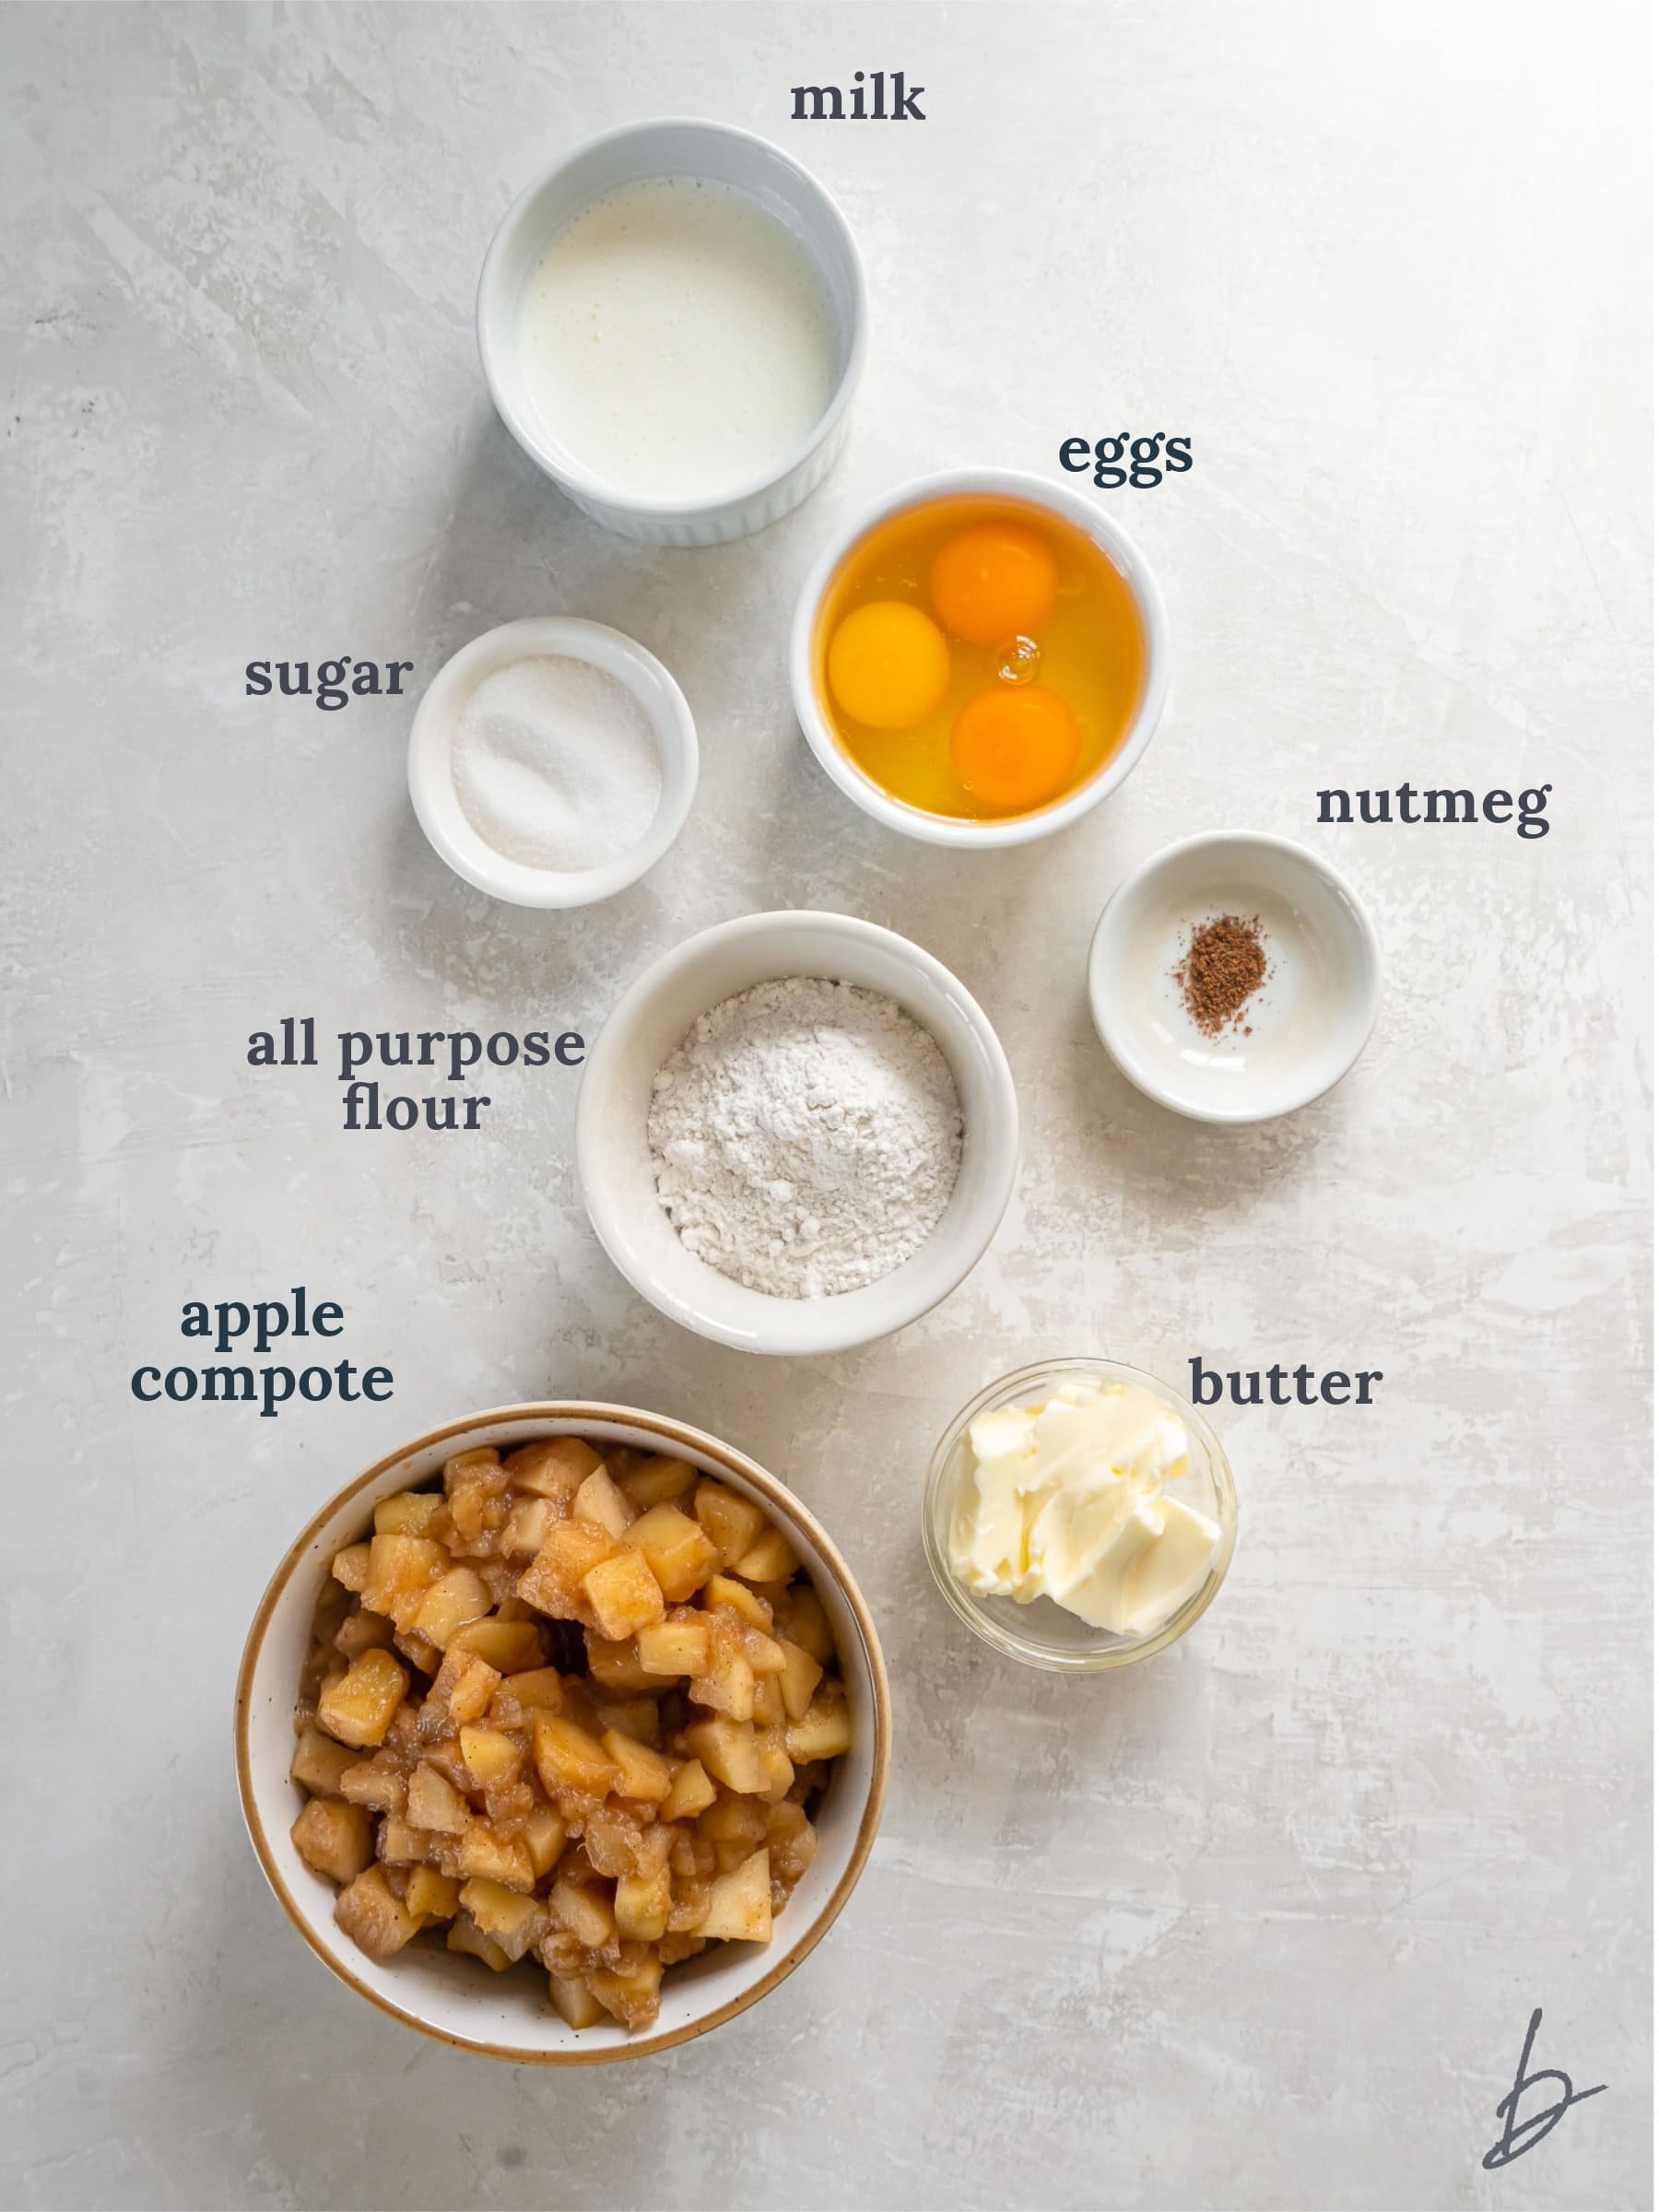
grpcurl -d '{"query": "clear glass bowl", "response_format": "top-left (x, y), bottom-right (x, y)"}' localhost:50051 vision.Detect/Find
top-left (922, 1357), bottom-right (1237, 1673)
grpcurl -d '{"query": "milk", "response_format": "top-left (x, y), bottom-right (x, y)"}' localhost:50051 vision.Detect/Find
top-left (519, 177), bottom-right (838, 501)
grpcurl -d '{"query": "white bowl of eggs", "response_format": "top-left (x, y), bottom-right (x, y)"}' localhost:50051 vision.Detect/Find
top-left (790, 469), bottom-right (1169, 848)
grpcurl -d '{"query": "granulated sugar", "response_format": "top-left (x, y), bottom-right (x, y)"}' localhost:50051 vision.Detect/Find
top-left (647, 977), bottom-right (964, 1300)
top-left (451, 654), bottom-right (662, 872)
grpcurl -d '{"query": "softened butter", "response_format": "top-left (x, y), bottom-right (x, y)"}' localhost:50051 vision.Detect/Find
top-left (947, 1376), bottom-right (1219, 1635)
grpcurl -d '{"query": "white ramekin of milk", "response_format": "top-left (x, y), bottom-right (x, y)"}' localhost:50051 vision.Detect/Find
top-left (478, 120), bottom-right (865, 546)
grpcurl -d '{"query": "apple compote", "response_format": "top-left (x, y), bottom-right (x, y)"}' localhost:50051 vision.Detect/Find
top-left (289, 1438), bottom-right (852, 2032)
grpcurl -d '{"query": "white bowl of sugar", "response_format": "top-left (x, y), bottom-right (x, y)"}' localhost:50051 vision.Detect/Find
top-left (576, 911), bottom-right (1020, 1356)
top-left (407, 617), bottom-right (698, 908)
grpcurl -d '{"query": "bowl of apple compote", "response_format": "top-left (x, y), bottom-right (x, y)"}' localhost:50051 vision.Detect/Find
top-left (237, 1407), bottom-right (889, 2063)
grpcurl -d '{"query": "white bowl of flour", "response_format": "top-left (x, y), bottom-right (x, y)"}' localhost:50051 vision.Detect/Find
top-left (408, 617), bottom-right (698, 907)
top-left (576, 912), bottom-right (1019, 1355)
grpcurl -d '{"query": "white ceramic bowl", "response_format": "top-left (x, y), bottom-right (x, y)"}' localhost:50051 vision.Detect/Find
top-left (1088, 831), bottom-right (1382, 1124)
top-left (236, 1402), bottom-right (891, 2065)
top-left (790, 469), bottom-right (1169, 848)
top-left (477, 120), bottom-right (865, 546)
top-left (407, 617), bottom-right (698, 908)
top-left (576, 912), bottom-right (1019, 1354)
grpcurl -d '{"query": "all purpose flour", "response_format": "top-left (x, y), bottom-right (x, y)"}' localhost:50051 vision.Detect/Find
top-left (647, 977), bottom-right (964, 1299)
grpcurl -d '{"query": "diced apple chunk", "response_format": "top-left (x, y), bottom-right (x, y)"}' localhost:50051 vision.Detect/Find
top-left (693, 1480), bottom-right (766, 1568)
top-left (422, 1645), bottom-right (500, 1731)
top-left (405, 1865), bottom-right (463, 1921)
top-left (458, 1725), bottom-right (524, 1789)
top-left (582, 1549), bottom-right (667, 1641)
top-left (549, 1877), bottom-right (616, 1950)
top-left (765, 1802), bottom-right (818, 1899)
top-left (441, 1447), bottom-right (502, 1490)
top-left (735, 1526), bottom-right (798, 1583)
top-left (317, 1648), bottom-right (408, 1749)
top-left (448, 1618), bottom-right (544, 1673)
top-left (755, 1728), bottom-right (795, 1803)
top-left (517, 1518), bottom-right (619, 1622)
top-left (616, 1453), bottom-right (697, 1511)
top-left (292, 1796), bottom-right (373, 1883)
top-left (778, 1585), bottom-right (834, 1664)
top-left (751, 1674), bottom-right (784, 1727)
top-left (334, 1606), bottom-right (396, 1660)
top-left (776, 1638), bottom-right (824, 1722)
top-left (374, 1490), bottom-right (444, 1536)
top-left (290, 1727), bottom-right (358, 1798)
top-left (658, 1930), bottom-right (708, 1966)
top-left (660, 1759), bottom-right (716, 1821)
top-left (488, 1666), bottom-right (567, 1730)
top-left (602, 1729), bottom-right (674, 1805)
top-left (338, 1752), bottom-right (406, 1813)
top-left (331, 1542), bottom-right (371, 1593)
top-left (624, 1502), bottom-right (719, 1603)
top-left (585, 1635), bottom-right (661, 1693)
top-left (685, 1716), bottom-right (768, 1795)
top-left (406, 1761), bottom-right (470, 1834)
top-left (459, 1877), bottom-right (547, 1960)
top-left (393, 1626), bottom-right (442, 1676)
top-left (573, 1465), bottom-right (636, 1538)
top-left (548, 1971), bottom-right (605, 2030)
top-left (454, 1821), bottom-right (535, 1892)
top-left (502, 1496), bottom-right (554, 1560)
top-left (587, 1947), bottom-right (663, 2030)
top-left (502, 1665), bottom-right (567, 1709)
top-left (614, 1866), bottom-right (672, 1942)
top-left (504, 1435), bottom-right (601, 1499)
top-left (408, 1565), bottom-right (492, 1650)
top-left (744, 1630), bottom-right (787, 1676)
top-left (421, 1736), bottom-right (473, 1793)
top-left (704, 1573), bottom-right (772, 1631)
top-left (359, 1532), bottom-right (447, 1630)
top-left (581, 1805), bottom-right (648, 1879)
top-left (700, 1794), bottom-right (769, 1850)
top-left (377, 1815), bottom-right (440, 1867)
top-left (701, 1848), bottom-right (772, 1943)
top-left (690, 1655), bottom-right (755, 1723)
top-left (523, 1806), bottom-right (568, 1880)
top-left (533, 1715), bottom-right (620, 1800)
top-left (446, 1910), bottom-right (512, 1972)
top-left (636, 1618), bottom-right (712, 1677)
top-left (335, 1865), bottom-right (425, 1960)
top-left (784, 1688), bottom-right (853, 1762)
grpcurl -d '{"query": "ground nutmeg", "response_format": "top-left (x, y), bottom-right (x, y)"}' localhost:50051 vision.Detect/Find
top-left (1174, 913), bottom-right (1270, 1038)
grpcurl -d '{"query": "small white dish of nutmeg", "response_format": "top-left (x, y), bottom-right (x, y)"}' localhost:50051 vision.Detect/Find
top-left (1088, 831), bottom-right (1382, 1124)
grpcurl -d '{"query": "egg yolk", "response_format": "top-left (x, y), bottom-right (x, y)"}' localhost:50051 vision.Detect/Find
top-left (929, 523), bottom-right (1059, 645)
top-left (950, 686), bottom-right (1079, 812)
top-left (826, 601), bottom-right (952, 731)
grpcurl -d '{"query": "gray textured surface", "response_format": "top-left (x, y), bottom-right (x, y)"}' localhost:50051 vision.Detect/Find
top-left (1, 4), bottom-right (1651, 2208)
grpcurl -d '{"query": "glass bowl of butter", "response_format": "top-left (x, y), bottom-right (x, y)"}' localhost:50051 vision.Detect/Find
top-left (923, 1358), bottom-right (1236, 1672)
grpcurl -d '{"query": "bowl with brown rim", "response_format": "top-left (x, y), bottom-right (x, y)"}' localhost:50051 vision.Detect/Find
top-left (235, 1402), bottom-right (891, 2064)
